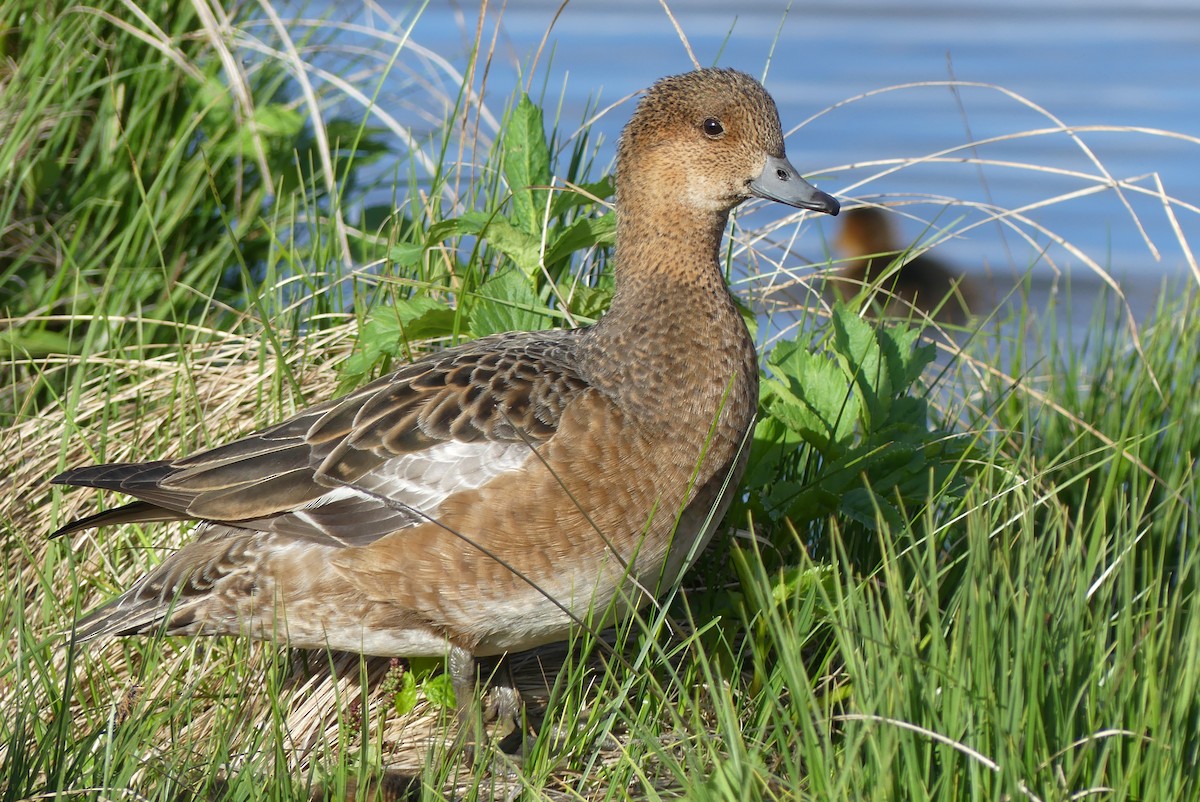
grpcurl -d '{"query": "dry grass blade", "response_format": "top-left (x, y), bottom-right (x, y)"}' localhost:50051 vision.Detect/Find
top-left (190, 0), bottom-right (273, 193)
top-left (659, 0), bottom-right (700, 71)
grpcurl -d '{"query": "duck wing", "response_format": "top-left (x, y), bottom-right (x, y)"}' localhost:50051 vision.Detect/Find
top-left (52, 329), bottom-right (591, 547)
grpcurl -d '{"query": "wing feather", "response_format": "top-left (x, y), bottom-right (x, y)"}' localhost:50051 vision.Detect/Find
top-left (52, 329), bottom-right (590, 547)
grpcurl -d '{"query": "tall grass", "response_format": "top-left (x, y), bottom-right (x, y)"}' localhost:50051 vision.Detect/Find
top-left (2, 2), bottom-right (1199, 801)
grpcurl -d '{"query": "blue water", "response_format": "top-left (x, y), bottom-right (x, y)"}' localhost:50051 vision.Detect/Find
top-left (301, 1), bottom-right (1200, 334)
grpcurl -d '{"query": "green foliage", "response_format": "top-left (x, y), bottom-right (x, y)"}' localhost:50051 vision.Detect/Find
top-left (379, 657), bottom-right (456, 716)
top-left (744, 304), bottom-right (974, 563)
top-left (337, 295), bottom-right (462, 388)
top-left (439, 93), bottom-right (615, 289)
top-left (0, 0), bottom-right (387, 411)
top-left (2, 4), bottom-right (1198, 799)
top-left (504, 95), bottom-right (552, 236)
top-left (338, 91), bottom-right (615, 385)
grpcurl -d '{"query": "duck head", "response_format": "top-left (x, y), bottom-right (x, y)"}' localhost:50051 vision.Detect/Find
top-left (616, 69), bottom-right (840, 219)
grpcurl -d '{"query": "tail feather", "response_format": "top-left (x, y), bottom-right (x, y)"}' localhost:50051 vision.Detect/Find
top-left (70, 594), bottom-right (171, 643)
top-left (50, 500), bottom-right (186, 538)
top-left (67, 525), bottom-right (258, 644)
top-left (50, 461), bottom-right (202, 535)
top-left (51, 460), bottom-right (177, 492)
top-left (69, 573), bottom-right (205, 644)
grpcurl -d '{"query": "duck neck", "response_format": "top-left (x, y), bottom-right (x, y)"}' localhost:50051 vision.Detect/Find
top-left (581, 201), bottom-right (758, 430)
top-left (603, 203), bottom-right (733, 323)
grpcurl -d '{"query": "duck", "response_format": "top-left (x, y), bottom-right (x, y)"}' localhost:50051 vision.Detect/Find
top-left (50, 68), bottom-right (839, 745)
top-left (832, 206), bottom-right (974, 324)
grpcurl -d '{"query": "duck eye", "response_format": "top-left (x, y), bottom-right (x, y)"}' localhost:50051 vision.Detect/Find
top-left (702, 118), bottom-right (724, 138)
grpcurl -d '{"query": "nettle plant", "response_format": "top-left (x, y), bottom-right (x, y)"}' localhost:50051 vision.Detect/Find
top-left (743, 305), bottom-right (976, 566)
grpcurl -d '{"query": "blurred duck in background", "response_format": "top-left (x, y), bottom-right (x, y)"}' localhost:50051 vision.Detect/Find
top-left (832, 206), bottom-right (977, 325)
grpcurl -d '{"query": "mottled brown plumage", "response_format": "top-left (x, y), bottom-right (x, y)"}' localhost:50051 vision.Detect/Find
top-left (833, 206), bottom-right (975, 323)
top-left (51, 68), bottom-right (839, 742)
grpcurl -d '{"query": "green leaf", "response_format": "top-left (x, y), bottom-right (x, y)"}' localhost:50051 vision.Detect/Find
top-left (748, 305), bottom-right (977, 536)
top-left (407, 656), bottom-right (444, 680)
top-left (195, 76), bottom-right (234, 128)
top-left (568, 284), bottom-right (614, 321)
top-left (503, 94), bottom-right (552, 235)
top-left (219, 103), bottom-right (304, 158)
top-left (0, 327), bottom-right (74, 356)
top-left (830, 305), bottom-right (886, 425)
top-left (423, 673), bottom-right (457, 710)
top-left (771, 564), bottom-right (837, 611)
top-left (543, 213), bottom-right (615, 266)
top-left (829, 304), bottom-right (934, 429)
top-left (468, 213), bottom-right (540, 276)
top-left (434, 211), bottom-right (541, 277)
top-left (763, 339), bottom-right (856, 451)
top-left (392, 672), bottom-right (418, 716)
top-left (548, 176), bottom-right (614, 218)
top-left (470, 268), bottom-right (550, 337)
top-left (781, 483), bottom-right (843, 523)
top-left (340, 295), bottom-right (458, 381)
top-left (253, 103), bottom-right (305, 140)
top-left (839, 486), bottom-right (904, 529)
top-left (427, 215), bottom-right (477, 245)
top-left (393, 296), bottom-right (458, 342)
top-left (387, 242), bottom-right (425, 268)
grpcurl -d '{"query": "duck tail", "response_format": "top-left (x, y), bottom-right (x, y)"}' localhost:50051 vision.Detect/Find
top-left (68, 590), bottom-right (172, 644)
top-left (50, 500), bottom-right (186, 538)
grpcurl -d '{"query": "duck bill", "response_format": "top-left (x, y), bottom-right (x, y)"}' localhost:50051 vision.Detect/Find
top-left (749, 155), bottom-right (840, 215)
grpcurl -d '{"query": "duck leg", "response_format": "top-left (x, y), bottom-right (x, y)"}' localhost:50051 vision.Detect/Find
top-left (448, 644), bottom-right (480, 754)
top-left (448, 645), bottom-right (529, 764)
top-left (482, 658), bottom-right (525, 754)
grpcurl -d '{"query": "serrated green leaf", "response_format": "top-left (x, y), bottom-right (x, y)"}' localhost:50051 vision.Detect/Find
top-left (340, 295), bottom-right (458, 381)
top-left (877, 322), bottom-right (933, 387)
top-left (544, 213), bottom-right (615, 266)
top-left (838, 486), bottom-right (903, 529)
top-left (549, 176), bottom-right (614, 218)
top-left (763, 341), bottom-right (857, 450)
top-left (476, 215), bottom-right (540, 276)
top-left (395, 298), bottom-right (458, 342)
top-left (782, 483), bottom-right (842, 522)
top-left (504, 94), bottom-right (551, 235)
top-left (831, 305), bottom-right (887, 424)
top-left (742, 301), bottom-right (980, 538)
top-left (441, 211), bottom-right (541, 277)
top-left (470, 268), bottom-right (550, 337)
top-left (387, 242), bottom-right (424, 268)
top-left (427, 215), bottom-right (479, 244)
top-left (829, 304), bottom-right (936, 432)
top-left (569, 287), bottom-right (613, 322)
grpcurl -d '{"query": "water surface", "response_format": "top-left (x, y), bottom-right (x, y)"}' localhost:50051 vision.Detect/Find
top-left (313, 1), bottom-right (1200, 340)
